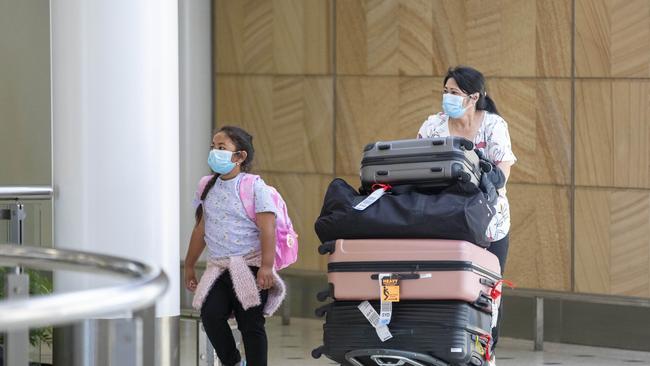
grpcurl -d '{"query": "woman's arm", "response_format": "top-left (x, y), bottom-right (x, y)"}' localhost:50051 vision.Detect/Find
top-left (496, 161), bottom-right (514, 195)
top-left (256, 212), bottom-right (276, 290)
top-left (497, 162), bottom-right (512, 181)
top-left (184, 217), bottom-right (206, 292)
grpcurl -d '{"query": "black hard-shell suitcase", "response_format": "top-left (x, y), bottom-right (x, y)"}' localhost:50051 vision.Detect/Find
top-left (360, 137), bottom-right (481, 190)
top-left (312, 300), bottom-right (492, 366)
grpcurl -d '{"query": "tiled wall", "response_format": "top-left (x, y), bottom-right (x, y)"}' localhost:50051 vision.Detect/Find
top-left (214, 0), bottom-right (650, 298)
top-left (574, 0), bottom-right (650, 298)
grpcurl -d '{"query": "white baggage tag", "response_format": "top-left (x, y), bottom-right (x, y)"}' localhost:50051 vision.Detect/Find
top-left (358, 301), bottom-right (380, 327)
top-left (357, 301), bottom-right (393, 342)
top-left (378, 274), bottom-right (393, 326)
top-left (375, 325), bottom-right (393, 342)
top-left (353, 188), bottom-right (386, 211)
top-left (491, 300), bottom-right (499, 329)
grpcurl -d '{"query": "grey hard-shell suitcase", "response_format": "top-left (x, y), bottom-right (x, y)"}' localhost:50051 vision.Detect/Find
top-left (360, 137), bottom-right (481, 190)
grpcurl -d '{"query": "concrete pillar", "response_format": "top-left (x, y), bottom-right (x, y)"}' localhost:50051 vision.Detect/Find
top-left (51, 1), bottom-right (180, 364)
top-left (179, 0), bottom-right (213, 260)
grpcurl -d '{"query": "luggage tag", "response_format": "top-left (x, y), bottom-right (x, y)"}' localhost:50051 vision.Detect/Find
top-left (381, 275), bottom-right (401, 302)
top-left (378, 273), bottom-right (400, 326)
top-left (358, 301), bottom-right (393, 342)
top-left (353, 184), bottom-right (392, 211)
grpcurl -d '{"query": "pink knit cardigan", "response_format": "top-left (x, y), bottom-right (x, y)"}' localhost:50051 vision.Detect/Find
top-left (192, 251), bottom-right (286, 316)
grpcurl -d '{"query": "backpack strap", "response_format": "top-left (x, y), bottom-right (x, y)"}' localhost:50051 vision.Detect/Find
top-left (193, 175), bottom-right (215, 209)
top-left (238, 173), bottom-right (259, 222)
top-left (198, 175), bottom-right (213, 195)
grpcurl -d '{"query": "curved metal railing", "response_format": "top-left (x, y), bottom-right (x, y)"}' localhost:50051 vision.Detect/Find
top-left (0, 243), bottom-right (169, 331)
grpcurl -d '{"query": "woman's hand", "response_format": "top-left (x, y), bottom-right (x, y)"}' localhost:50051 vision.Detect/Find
top-left (184, 266), bottom-right (198, 292)
top-left (256, 265), bottom-right (275, 290)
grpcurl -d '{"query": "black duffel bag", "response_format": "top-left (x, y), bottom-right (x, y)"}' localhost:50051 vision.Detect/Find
top-left (314, 179), bottom-right (494, 247)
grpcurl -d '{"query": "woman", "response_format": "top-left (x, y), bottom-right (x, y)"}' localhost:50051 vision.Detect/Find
top-left (417, 66), bottom-right (516, 365)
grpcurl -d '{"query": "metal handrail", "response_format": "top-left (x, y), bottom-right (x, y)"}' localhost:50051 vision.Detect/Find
top-left (505, 287), bottom-right (650, 307)
top-left (0, 186), bottom-right (54, 200)
top-left (0, 243), bottom-right (168, 331)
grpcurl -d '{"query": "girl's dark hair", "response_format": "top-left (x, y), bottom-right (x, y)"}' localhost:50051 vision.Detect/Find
top-left (444, 66), bottom-right (499, 116)
top-left (195, 125), bottom-right (255, 224)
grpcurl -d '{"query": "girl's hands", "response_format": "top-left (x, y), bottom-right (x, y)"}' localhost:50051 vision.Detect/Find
top-left (256, 265), bottom-right (274, 290)
top-left (185, 266), bottom-right (198, 292)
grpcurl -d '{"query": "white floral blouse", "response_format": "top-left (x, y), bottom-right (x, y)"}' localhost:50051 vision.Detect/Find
top-left (417, 112), bottom-right (517, 242)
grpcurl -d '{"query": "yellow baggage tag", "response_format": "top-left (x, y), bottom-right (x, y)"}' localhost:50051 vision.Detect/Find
top-left (381, 276), bottom-right (400, 302)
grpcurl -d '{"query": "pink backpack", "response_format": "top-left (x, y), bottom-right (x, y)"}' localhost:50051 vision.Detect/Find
top-left (197, 174), bottom-right (299, 271)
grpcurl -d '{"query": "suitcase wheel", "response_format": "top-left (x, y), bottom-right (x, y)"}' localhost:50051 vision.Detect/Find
top-left (479, 160), bottom-right (492, 173)
top-left (363, 142), bottom-right (376, 152)
top-left (451, 162), bottom-right (472, 183)
top-left (314, 304), bottom-right (329, 317)
top-left (316, 288), bottom-right (331, 302)
top-left (459, 171), bottom-right (472, 183)
top-left (459, 138), bottom-right (475, 151)
top-left (470, 355), bottom-right (484, 365)
top-left (318, 241), bottom-right (336, 255)
top-left (311, 346), bottom-right (325, 359)
top-left (473, 292), bottom-right (492, 311)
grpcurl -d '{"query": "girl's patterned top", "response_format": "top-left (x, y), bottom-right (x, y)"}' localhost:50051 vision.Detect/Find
top-left (195, 173), bottom-right (277, 258)
top-left (417, 112), bottom-right (517, 242)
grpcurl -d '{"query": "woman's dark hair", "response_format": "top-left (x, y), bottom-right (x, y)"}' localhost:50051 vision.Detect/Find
top-left (444, 66), bottom-right (499, 116)
top-left (195, 125), bottom-right (255, 224)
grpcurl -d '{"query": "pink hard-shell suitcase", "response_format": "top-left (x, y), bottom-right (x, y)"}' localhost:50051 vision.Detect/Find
top-left (317, 238), bottom-right (502, 312)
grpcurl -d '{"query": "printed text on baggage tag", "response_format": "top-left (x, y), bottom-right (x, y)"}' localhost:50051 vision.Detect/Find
top-left (358, 301), bottom-right (380, 326)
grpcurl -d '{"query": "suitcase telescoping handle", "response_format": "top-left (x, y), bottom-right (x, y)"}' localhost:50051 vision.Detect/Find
top-left (370, 273), bottom-right (422, 280)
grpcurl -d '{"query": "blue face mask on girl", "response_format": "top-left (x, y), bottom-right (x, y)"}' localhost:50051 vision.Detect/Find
top-left (442, 93), bottom-right (470, 118)
top-left (208, 149), bottom-right (237, 175)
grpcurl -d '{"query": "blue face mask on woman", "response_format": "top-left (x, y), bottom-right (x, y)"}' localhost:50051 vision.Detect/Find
top-left (442, 93), bottom-right (470, 118)
top-left (208, 149), bottom-right (237, 175)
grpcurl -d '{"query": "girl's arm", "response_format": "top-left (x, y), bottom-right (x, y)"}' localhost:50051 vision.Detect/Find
top-left (256, 212), bottom-right (276, 290)
top-left (184, 216), bottom-right (206, 292)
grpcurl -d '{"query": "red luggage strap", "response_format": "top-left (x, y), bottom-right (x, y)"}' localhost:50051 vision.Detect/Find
top-left (489, 279), bottom-right (515, 301)
top-left (479, 280), bottom-right (515, 361)
top-left (371, 183), bottom-right (392, 192)
top-left (353, 184), bottom-right (392, 211)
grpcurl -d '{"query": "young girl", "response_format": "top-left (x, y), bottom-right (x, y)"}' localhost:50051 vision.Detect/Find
top-left (184, 126), bottom-right (285, 366)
